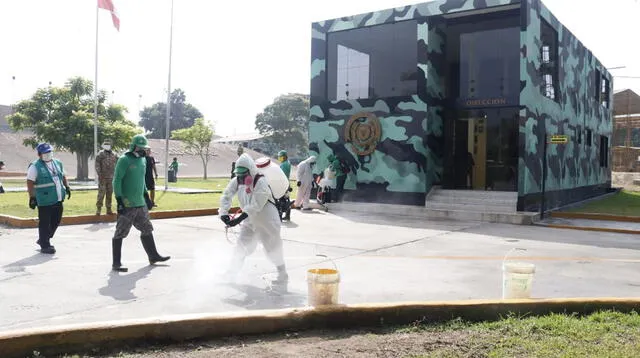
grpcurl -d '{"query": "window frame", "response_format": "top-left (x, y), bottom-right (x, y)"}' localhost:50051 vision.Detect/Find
top-left (539, 19), bottom-right (559, 102)
top-left (599, 135), bottom-right (609, 167)
top-left (325, 20), bottom-right (419, 101)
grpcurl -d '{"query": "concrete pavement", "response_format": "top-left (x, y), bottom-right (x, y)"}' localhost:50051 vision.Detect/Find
top-left (540, 217), bottom-right (640, 232)
top-left (1, 211), bottom-right (640, 332)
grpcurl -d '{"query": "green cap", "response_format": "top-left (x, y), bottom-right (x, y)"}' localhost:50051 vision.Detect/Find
top-left (131, 134), bottom-right (150, 149)
top-left (234, 166), bottom-right (249, 174)
top-left (278, 150), bottom-right (287, 157)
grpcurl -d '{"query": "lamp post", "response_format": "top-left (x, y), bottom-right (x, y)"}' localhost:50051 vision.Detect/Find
top-left (164, 0), bottom-right (175, 190)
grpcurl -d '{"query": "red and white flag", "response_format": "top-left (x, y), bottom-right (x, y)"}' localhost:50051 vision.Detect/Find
top-left (98, 0), bottom-right (120, 31)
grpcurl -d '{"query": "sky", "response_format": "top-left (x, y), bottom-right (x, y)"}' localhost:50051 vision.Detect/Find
top-left (0, 0), bottom-right (638, 137)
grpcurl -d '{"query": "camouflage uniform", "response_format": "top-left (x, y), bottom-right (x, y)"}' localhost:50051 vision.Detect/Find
top-left (95, 148), bottom-right (118, 214)
top-left (113, 206), bottom-right (154, 239)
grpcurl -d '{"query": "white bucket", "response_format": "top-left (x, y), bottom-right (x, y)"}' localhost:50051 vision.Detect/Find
top-left (502, 262), bottom-right (535, 299)
top-left (306, 254), bottom-right (340, 306)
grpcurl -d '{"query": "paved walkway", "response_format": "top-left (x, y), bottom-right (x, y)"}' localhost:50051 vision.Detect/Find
top-left (1, 211), bottom-right (640, 332)
top-left (539, 217), bottom-right (640, 232)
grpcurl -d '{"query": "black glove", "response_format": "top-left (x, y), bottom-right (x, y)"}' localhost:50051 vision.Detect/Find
top-left (29, 197), bottom-right (37, 210)
top-left (65, 186), bottom-right (71, 200)
top-left (144, 191), bottom-right (153, 210)
top-left (297, 181), bottom-right (301, 187)
top-left (220, 215), bottom-right (231, 225)
top-left (227, 212), bottom-right (248, 227)
top-left (116, 197), bottom-right (125, 215)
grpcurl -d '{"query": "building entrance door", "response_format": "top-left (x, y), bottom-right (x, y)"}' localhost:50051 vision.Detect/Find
top-left (444, 108), bottom-right (518, 191)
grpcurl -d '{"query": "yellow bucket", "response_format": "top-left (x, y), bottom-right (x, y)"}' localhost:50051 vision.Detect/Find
top-left (307, 255), bottom-right (340, 306)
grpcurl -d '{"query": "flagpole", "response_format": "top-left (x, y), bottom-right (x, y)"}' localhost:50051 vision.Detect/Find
top-left (164, 0), bottom-right (174, 190)
top-left (94, 0), bottom-right (100, 183)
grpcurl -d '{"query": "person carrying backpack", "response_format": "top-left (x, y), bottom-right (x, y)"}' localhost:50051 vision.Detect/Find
top-left (328, 154), bottom-right (349, 202)
top-left (218, 153), bottom-right (289, 292)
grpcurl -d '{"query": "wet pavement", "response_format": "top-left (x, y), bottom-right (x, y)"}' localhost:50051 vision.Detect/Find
top-left (539, 217), bottom-right (640, 232)
top-left (1, 210), bottom-right (640, 332)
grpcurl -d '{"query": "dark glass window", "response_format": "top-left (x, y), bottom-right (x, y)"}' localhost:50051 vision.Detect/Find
top-left (458, 26), bottom-right (520, 104)
top-left (601, 77), bottom-right (610, 108)
top-left (600, 135), bottom-right (609, 167)
top-left (327, 20), bottom-right (418, 100)
top-left (586, 128), bottom-right (592, 146)
top-left (595, 69), bottom-right (601, 101)
top-left (540, 19), bottom-right (559, 101)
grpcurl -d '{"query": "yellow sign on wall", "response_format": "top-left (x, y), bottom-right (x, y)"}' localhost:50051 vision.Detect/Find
top-left (549, 135), bottom-right (568, 144)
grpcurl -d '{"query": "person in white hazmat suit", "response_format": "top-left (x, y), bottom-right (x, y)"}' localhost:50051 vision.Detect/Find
top-left (219, 153), bottom-right (288, 290)
top-left (294, 155), bottom-right (316, 210)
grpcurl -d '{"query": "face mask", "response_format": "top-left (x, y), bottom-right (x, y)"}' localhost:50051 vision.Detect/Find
top-left (102, 145), bottom-right (111, 151)
top-left (236, 173), bottom-right (253, 191)
top-left (135, 149), bottom-right (147, 157)
top-left (41, 153), bottom-right (53, 162)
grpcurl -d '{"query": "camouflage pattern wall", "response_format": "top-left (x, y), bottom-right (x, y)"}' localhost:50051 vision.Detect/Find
top-left (310, 0), bottom-right (612, 208)
top-left (310, 0), bottom-right (519, 206)
top-left (518, 0), bottom-right (613, 211)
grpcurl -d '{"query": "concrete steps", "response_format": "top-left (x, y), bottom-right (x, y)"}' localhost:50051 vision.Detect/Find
top-left (327, 200), bottom-right (539, 225)
top-left (426, 189), bottom-right (517, 214)
top-left (422, 188), bottom-right (536, 224)
top-left (321, 188), bottom-right (539, 225)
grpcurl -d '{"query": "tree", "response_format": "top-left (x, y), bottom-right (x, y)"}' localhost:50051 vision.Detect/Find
top-left (255, 93), bottom-right (309, 157)
top-left (7, 76), bottom-right (139, 180)
top-left (139, 89), bottom-right (203, 139)
top-left (171, 118), bottom-right (215, 179)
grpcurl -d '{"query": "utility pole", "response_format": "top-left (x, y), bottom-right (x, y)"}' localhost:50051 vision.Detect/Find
top-left (164, 0), bottom-right (175, 190)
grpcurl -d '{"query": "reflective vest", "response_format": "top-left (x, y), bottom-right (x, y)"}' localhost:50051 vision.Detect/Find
top-left (32, 159), bottom-right (66, 206)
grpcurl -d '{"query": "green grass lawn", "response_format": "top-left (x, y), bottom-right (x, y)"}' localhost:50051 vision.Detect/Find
top-left (58, 311), bottom-right (640, 358)
top-left (157, 177), bottom-right (299, 196)
top-left (406, 310), bottom-right (640, 357)
top-left (0, 190), bottom-right (241, 218)
top-left (0, 177), bottom-right (299, 218)
top-left (564, 190), bottom-right (640, 216)
top-left (2, 177), bottom-right (299, 194)
top-left (154, 177), bottom-right (230, 190)
top-left (0, 178), bottom-right (24, 188)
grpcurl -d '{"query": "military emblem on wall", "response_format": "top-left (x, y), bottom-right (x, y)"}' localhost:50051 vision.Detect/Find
top-left (344, 112), bottom-right (381, 156)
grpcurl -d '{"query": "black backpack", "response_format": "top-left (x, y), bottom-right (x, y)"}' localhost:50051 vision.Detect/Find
top-left (340, 160), bottom-right (350, 174)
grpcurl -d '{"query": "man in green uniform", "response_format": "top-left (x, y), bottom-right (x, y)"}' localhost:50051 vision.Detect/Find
top-left (111, 134), bottom-right (170, 272)
top-left (278, 150), bottom-right (291, 179)
top-left (328, 154), bottom-right (348, 202)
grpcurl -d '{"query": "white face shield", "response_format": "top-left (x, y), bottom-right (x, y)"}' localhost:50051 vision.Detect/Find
top-left (41, 152), bottom-right (53, 162)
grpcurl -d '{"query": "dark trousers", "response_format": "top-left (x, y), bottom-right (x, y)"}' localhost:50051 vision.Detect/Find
top-left (335, 175), bottom-right (346, 202)
top-left (38, 202), bottom-right (63, 247)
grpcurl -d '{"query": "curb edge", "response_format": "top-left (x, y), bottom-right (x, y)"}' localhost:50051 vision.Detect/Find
top-left (0, 298), bottom-right (639, 358)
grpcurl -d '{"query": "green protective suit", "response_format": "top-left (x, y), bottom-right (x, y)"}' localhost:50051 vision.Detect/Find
top-left (280, 160), bottom-right (291, 179)
top-left (112, 152), bottom-right (147, 208)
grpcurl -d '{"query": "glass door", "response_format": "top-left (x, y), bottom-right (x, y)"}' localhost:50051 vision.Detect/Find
top-left (484, 108), bottom-right (518, 191)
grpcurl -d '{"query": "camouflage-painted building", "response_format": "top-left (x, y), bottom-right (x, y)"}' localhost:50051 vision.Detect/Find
top-left (309, 0), bottom-right (613, 211)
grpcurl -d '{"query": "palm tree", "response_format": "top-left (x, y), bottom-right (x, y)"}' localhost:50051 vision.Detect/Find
top-left (66, 76), bottom-right (93, 103)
